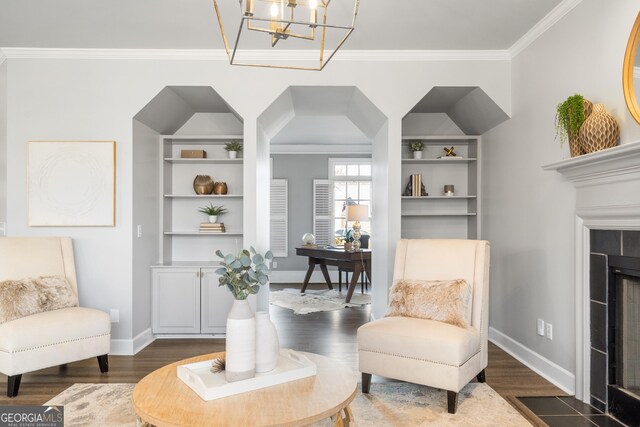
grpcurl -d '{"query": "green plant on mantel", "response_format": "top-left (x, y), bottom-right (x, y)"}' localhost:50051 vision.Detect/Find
top-left (555, 94), bottom-right (586, 146)
top-left (224, 140), bottom-right (243, 152)
top-left (409, 141), bottom-right (424, 152)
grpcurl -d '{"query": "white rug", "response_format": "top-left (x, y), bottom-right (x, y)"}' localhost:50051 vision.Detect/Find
top-left (46, 381), bottom-right (532, 426)
top-left (269, 288), bottom-right (371, 314)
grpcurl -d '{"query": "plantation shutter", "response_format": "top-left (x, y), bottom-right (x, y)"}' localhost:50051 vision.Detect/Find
top-left (270, 179), bottom-right (288, 257)
top-left (313, 179), bottom-right (333, 246)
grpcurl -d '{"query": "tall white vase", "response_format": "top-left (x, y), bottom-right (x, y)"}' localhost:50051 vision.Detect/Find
top-left (225, 299), bottom-right (255, 382)
top-left (255, 311), bottom-right (280, 373)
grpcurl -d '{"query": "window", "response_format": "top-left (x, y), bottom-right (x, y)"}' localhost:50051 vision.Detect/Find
top-left (328, 158), bottom-right (371, 240)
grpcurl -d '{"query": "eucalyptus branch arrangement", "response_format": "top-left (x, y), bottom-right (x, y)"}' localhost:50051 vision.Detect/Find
top-left (215, 247), bottom-right (273, 300)
top-left (555, 94), bottom-right (586, 146)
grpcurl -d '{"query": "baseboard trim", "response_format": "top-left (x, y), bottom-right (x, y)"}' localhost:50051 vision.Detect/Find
top-left (489, 327), bottom-right (575, 395)
top-left (271, 270), bottom-right (342, 284)
top-left (110, 328), bottom-right (155, 356)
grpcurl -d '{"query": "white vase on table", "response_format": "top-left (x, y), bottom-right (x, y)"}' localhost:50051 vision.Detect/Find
top-left (225, 299), bottom-right (255, 382)
top-left (255, 311), bottom-right (280, 373)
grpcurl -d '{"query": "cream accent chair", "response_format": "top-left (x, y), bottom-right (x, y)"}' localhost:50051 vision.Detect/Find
top-left (0, 237), bottom-right (111, 397)
top-left (357, 239), bottom-right (490, 414)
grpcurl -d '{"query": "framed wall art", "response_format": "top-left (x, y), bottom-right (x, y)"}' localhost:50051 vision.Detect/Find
top-left (28, 140), bottom-right (116, 226)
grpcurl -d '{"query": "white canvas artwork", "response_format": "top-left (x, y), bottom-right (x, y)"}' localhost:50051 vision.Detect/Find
top-left (28, 141), bottom-right (116, 226)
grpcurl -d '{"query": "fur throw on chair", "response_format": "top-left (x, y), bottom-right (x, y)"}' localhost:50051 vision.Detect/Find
top-left (0, 276), bottom-right (78, 324)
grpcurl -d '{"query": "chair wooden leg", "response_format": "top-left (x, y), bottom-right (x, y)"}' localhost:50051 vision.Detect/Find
top-left (362, 373), bottom-right (372, 393)
top-left (447, 391), bottom-right (458, 414)
top-left (7, 374), bottom-right (21, 397)
top-left (476, 369), bottom-right (486, 383)
top-left (338, 270), bottom-right (342, 292)
top-left (97, 354), bottom-right (109, 373)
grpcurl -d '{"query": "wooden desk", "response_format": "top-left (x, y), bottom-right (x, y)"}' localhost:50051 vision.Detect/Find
top-left (132, 351), bottom-right (357, 427)
top-left (295, 247), bottom-right (372, 303)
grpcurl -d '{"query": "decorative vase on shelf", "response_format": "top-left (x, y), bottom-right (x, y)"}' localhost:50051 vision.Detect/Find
top-left (255, 311), bottom-right (280, 373)
top-left (228, 151), bottom-right (238, 159)
top-left (208, 215), bottom-right (218, 223)
top-left (193, 175), bottom-right (214, 195)
top-left (568, 99), bottom-right (593, 157)
top-left (213, 182), bottom-right (228, 195)
top-left (412, 151), bottom-right (423, 159)
top-left (225, 299), bottom-right (256, 382)
top-left (579, 103), bottom-right (619, 154)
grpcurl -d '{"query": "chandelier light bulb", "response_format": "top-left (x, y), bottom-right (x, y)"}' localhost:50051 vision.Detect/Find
top-left (270, 2), bottom-right (279, 18)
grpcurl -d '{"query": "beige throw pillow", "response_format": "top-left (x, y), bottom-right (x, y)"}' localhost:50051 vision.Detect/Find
top-left (385, 279), bottom-right (471, 327)
top-left (0, 276), bottom-right (79, 324)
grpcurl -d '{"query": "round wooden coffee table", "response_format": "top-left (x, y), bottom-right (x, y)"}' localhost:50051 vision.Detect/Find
top-left (132, 351), bottom-right (357, 427)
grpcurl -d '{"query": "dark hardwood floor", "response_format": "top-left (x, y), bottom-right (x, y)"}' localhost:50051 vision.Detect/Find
top-left (0, 283), bottom-right (564, 407)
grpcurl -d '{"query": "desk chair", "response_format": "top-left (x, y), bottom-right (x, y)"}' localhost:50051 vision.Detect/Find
top-left (338, 235), bottom-right (370, 293)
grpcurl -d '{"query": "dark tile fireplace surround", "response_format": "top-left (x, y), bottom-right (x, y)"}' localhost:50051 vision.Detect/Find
top-left (590, 229), bottom-right (640, 426)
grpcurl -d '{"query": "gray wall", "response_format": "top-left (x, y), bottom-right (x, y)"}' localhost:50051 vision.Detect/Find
top-left (132, 120), bottom-right (161, 337)
top-left (482, 0), bottom-right (640, 378)
top-left (271, 154), bottom-right (371, 271)
top-left (0, 61), bottom-right (6, 230)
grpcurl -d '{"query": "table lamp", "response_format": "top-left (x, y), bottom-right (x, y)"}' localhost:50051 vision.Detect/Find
top-left (346, 204), bottom-right (368, 251)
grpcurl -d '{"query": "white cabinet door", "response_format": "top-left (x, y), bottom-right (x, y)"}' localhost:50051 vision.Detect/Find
top-left (201, 268), bottom-right (234, 334)
top-left (152, 268), bottom-right (201, 334)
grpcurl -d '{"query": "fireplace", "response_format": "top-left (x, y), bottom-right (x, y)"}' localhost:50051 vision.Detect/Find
top-left (608, 255), bottom-right (640, 426)
top-left (589, 230), bottom-right (640, 425)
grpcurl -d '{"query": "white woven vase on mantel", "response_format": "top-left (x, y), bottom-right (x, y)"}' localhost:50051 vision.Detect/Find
top-left (225, 299), bottom-right (256, 382)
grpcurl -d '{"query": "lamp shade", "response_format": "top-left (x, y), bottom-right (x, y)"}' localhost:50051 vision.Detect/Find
top-left (346, 204), bottom-right (368, 222)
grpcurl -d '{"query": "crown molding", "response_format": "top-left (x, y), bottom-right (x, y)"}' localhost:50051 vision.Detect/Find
top-left (509, 0), bottom-right (583, 58)
top-left (0, 47), bottom-right (510, 62)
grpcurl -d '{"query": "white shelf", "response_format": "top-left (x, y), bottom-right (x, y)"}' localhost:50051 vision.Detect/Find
top-left (402, 158), bottom-right (476, 163)
top-left (401, 213), bottom-right (477, 217)
top-left (165, 194), bottom-right (243, 199)
top-left (164, 158), bottom-right (243, 164)
top-left (162, 135), bottom-right (243, 145)
top-left (402, 135), bottom-right (480, 142)
top-left (164, 231), bottom-right (244, 236)
top-left (402, 196), bottom-right (476, 199)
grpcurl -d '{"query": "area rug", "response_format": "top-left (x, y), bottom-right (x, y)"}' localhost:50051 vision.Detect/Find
top-left (269, 288), bottom-right (371, 314)
top-left (45, 382), bottom-right (532, 426)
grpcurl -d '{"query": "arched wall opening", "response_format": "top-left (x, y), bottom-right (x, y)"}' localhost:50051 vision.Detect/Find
top-left (256, 86), bottom-right (389, 315)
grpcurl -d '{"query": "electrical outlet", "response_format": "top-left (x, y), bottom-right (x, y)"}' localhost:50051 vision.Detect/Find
top-left (137, 225), bottom-right (143, 238)
top-left (110, 309), bottom-right (120, 323)
top-left (545, 323), bottom-right (553, 340)
top-left (272, 261), bottom-right (278, 269)
top-left (537, 318), bottom-right (545, 336)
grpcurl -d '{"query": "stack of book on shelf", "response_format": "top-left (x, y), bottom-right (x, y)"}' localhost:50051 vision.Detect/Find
top-left (200, 223), bottom-right (226, 233)
top-left (411, 174), bottom-right (422, 197)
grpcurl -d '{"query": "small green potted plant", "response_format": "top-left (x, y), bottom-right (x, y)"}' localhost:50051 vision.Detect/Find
top-left (224, 140), bottom-right (242, 159)
top-left (555, 94), bottom-right (591, 157)
top-left (198, 203), bottom-right (227, 223)
top-left (409, 141), bottom-right (425, 159)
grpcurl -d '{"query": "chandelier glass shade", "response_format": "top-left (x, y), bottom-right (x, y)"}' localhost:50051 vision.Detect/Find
top-left (213, 0), bottom-right (360, 70)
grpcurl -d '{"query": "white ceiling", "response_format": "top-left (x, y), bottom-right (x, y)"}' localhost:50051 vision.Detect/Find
top-left (0, 0), bottom-right (563, 50)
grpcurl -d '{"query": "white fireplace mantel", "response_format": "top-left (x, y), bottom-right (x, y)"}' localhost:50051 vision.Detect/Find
top-left (543, 141), bottom-right (640, 403)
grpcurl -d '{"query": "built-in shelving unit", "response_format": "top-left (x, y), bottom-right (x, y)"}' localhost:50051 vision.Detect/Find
top-left (159, 134), bottom-right (244, 264)
top-left (400, 135), bottom-right (481, 239)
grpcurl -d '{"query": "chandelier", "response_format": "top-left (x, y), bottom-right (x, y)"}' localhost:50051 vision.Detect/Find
top-left (213, 0), bottom-right (360, 70)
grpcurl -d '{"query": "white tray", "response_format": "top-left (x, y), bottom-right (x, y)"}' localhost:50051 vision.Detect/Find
top-left (177, 349), bottom-right (317, 401)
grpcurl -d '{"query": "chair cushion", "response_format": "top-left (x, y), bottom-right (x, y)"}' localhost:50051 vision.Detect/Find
top-left (385, 279), bottom-right (471, 327)
top-left (0, 307), bottom-right (110, 353)
top-left (0, 276), bottom-right (78, 324)
top-left (358, 317), bottom-right (480, 367)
